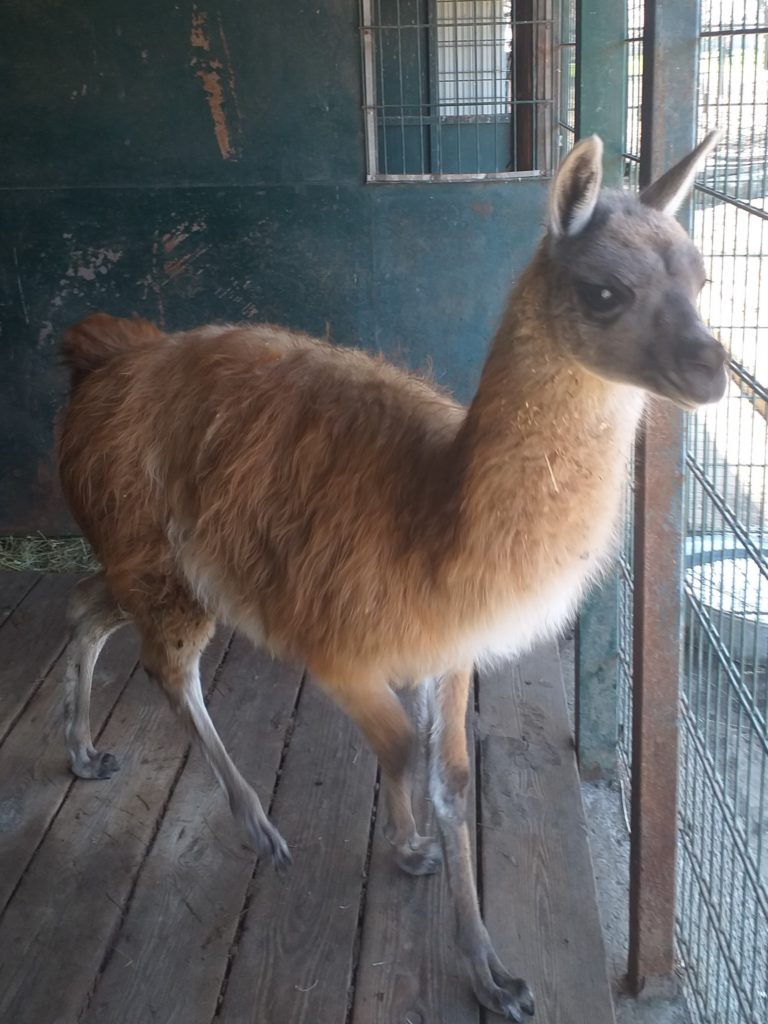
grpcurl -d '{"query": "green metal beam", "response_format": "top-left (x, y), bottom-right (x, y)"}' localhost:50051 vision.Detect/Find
top-left (574, 0), bottom-right (629, 780)
top-left (576, 576), bottom-right (620, 780)
top-left (576, 1), bottom-right (628, 186)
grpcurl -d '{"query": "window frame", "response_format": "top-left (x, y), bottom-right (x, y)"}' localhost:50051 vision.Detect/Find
top-left (360, 0), bottom-right (565, 183)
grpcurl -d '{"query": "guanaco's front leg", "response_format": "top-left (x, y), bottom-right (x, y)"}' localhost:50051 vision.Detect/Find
top-left (325, 678), bottom-right (442, 876)
top-left (427, 667), bottom-right (534, 1022)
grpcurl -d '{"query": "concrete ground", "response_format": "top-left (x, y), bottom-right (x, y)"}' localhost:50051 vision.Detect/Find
top-left (559, 634), bottom-right (692, 1024)
top-left (583, 781), bottom-right (692, 1024)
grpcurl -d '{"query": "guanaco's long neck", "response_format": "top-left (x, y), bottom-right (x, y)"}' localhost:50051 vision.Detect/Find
top-left (446, 248), bottom-right (645, 592)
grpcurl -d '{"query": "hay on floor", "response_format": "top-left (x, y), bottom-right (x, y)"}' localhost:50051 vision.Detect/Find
top-left (0, 536), bottom-right (99, 573)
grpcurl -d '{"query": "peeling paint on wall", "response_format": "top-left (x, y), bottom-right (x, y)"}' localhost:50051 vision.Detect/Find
top-left (12, 248), bottom-right (30, 326)
top-left (138, 232), bottom-right (166, 324)
top-left (64, 247), bottom-right (122, 281)
top-left (51, 246), bottom-right (124, 312)
top-left (37, 322), bottom-right (55, 349)
top-left (189, 7), bottom-right (242, 160)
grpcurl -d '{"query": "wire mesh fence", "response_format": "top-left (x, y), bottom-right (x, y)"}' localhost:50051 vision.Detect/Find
top-left (617, 4), bottom-right (767, 1017)
top-left (678, 2), bottom-right (768, 1020)
top-left (616, 465), bottom-right (635, 789)
top-left (360, 1), bottom-right (560, 178)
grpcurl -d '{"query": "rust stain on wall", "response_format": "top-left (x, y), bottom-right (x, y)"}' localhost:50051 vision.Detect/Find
top-left (216, 12), bottom-right (243, 130)
top-left (195, 68), bottom-right (234, 160)
top-left (190, 8), bottom-right (210, 50)
top-left (471, 201), bottom-right (494, 219)
top-left (190, 7), bottom-right (241, 160)
top-left (138, 220), bottom-right (210, 302)
top-left (162, 220), bottom-right (206, 254)
top-left (163, 245), bottom-right (211, 280)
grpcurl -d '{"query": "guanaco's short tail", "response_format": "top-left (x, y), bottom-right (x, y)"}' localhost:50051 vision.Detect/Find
top-left (61, 313), bottom-right (165, 390)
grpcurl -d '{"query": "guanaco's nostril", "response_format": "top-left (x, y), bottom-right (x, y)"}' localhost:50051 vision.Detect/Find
top-left (681, 337), bottom-right (728, 374)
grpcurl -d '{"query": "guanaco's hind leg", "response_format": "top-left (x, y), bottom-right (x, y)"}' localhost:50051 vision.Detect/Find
top-left (64, 573), bottom-right (129, 779)
top-left (140, 610), bottom-right (291, 870)
top-left (427, 668), bottom-right (534, 1022)
top-left (328, 679), bottom-right (442, 876)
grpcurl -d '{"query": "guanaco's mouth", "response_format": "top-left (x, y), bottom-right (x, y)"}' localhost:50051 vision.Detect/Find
top-left (657, 362), bottom-right (729, 409)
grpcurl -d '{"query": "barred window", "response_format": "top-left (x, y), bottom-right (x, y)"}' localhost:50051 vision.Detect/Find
top-left (361, 1), bottom-right (561, 181)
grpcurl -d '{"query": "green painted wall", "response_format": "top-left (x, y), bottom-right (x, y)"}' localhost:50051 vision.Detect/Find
top-left (0, 0), bottom-right (549, 532)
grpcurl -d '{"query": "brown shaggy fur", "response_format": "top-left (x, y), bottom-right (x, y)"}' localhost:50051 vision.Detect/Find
top-left (59, 295), bottom-right (634, 685)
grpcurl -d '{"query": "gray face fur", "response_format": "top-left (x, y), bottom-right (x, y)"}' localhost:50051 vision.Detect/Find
top-left (546, 135), bottom-right (728, 409)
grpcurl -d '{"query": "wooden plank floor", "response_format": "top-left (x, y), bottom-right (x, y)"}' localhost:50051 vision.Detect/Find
top-left (0, 573), bottom-right (616, 1024)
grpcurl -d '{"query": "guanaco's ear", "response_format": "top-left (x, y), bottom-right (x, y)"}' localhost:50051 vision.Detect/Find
top-left (548, 135), bottom-right (603, 238)
top-left (640, 130), bottom-right (720, 216)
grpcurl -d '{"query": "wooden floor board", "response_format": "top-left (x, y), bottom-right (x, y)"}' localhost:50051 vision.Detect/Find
top-left (0, 623), bottom-right (139, 914)
top-left (218, 680), bottom-right (378, 1024)
top-left (0, 573), bottom-right (77, 743)
top-left (351, 693), bottom-right (480, 1024)
top-left (0, 571), bottom-right (39, 629)
top-left (478, 644), bottom-right (616, 1024)
top-left (80, 638), bottom-right (302, 1024)
top-left (0, 624), bottom-right (233, 1024)
top-left (0, 575), bottom-right (616, 1024)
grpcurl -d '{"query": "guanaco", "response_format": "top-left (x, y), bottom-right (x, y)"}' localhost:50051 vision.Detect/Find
top-left (57, 133), bottom-right (726, 1021)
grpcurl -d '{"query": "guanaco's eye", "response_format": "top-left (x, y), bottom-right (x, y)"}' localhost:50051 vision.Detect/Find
top-left (575, 280), bottom-right (629, 315)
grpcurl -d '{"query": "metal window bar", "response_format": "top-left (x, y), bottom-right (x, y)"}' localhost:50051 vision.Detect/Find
top-left (623, 0), bottom-right (643, 190)
top-left (677, 1), bottom-right (768, 1021)
top-left (616, 0), bottom-right (644, 796)
top-left (556, 0), bottom-right (576, 155)
top-left (360, 0), bottom-right (560, 180)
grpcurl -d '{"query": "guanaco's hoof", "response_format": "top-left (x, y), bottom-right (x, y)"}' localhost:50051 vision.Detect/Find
top-left (395, 836), bottom-right (443, 876)
top-left (71, 750), bottom-right (120, 780)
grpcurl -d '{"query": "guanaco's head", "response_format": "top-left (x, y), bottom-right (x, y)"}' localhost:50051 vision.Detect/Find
top-left (546, 132), bottom-right (728, 408)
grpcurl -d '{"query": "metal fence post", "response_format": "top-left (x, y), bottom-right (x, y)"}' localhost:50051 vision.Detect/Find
top-left (627, 0), bottom-right (699, 995)
top-left (629, 413), bottom-right (685, 995)
top-left (574, 0), bottom-right (627, 780)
